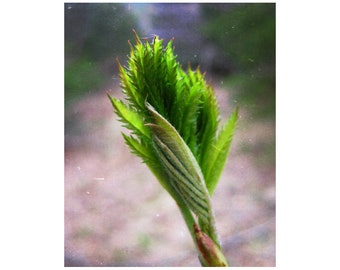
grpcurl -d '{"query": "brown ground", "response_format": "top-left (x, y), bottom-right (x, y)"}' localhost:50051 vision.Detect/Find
top-left (64, 81), bottom-right (275, 266)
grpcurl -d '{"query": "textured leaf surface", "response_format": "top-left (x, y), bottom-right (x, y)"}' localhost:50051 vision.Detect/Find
top-left (108, 96), bottom-right (150, 138)
top-left (146, 103), bottom-right (218, 243)
top-left (108, 31), bottom-right (238, 255)
top-left (204, 107), bottom-right (239, 194)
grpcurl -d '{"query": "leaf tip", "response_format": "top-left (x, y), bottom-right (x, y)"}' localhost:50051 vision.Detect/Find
top-left (132, 29), bottom-right (141, 44)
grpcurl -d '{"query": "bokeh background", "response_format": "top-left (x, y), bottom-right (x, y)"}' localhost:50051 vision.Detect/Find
top-left (65, 3), bottom-right (275, 266)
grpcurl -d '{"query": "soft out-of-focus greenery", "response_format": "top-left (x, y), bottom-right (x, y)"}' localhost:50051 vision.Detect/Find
top-left (64, 58), bottom-right (105, 103)
top-left (65, 3), bottom-right (139, 106)
top-left (201, 3), bottom-right (275, 119)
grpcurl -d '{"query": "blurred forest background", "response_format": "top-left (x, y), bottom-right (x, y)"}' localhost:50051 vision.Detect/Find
top-left (65, 3), bottom-right (275, 267)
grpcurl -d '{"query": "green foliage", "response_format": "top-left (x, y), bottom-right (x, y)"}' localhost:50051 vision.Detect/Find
top-left (65, 58), bottom-right (105, 105)
top-left (81, 4), bottom-right (138, 61)
top-left (201, 3), bottom-right (275, 119)
top-left (145, 103), bottom-right (218, 244)
top-left (203, 107), bottom-right (238, 193)
top-left (65, 3), bottom-right (138, 61)
top-left (225, 70), bottom-right (275, 119)
top-left (202, 4), bottom-right (275, 71)
top-left (109, 31), bottom-right (237, 194)
top-left (65, 3), bottom-right (140, 105)
top-left (108, 31), bottom-right (237, 266)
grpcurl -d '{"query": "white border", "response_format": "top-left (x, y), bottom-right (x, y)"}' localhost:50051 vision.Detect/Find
top-left (2, 1), bottom-right (340, 269)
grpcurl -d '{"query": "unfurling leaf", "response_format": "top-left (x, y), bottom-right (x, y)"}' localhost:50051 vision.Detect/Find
top-left (204, 107), bottom-right (239, 194)
top-left (146, 103), bottom-right (219, 244)
top-left (108, 31), bottom-right (238, 266)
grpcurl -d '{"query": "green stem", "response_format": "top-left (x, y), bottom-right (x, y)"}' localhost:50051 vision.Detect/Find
top-left (177, 201), bottom-right (228, 267)
top-left (177, 201), bottom-right (197, 246)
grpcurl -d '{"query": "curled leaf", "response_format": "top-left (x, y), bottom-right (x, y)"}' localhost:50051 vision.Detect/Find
top-left (146, 103), bottom-right (218, 244)
top-left (108, 31), bottom-right (236, 266)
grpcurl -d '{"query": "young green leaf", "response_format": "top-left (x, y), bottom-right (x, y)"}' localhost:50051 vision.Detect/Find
top-left (108, 31), bottom-right (237, 266)
top-left (108, 96), bottom-right (150, 138)
top-left (146, 103), bottom-right (219, 244)
top-left (204, 107), bottom-right (239, 194)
